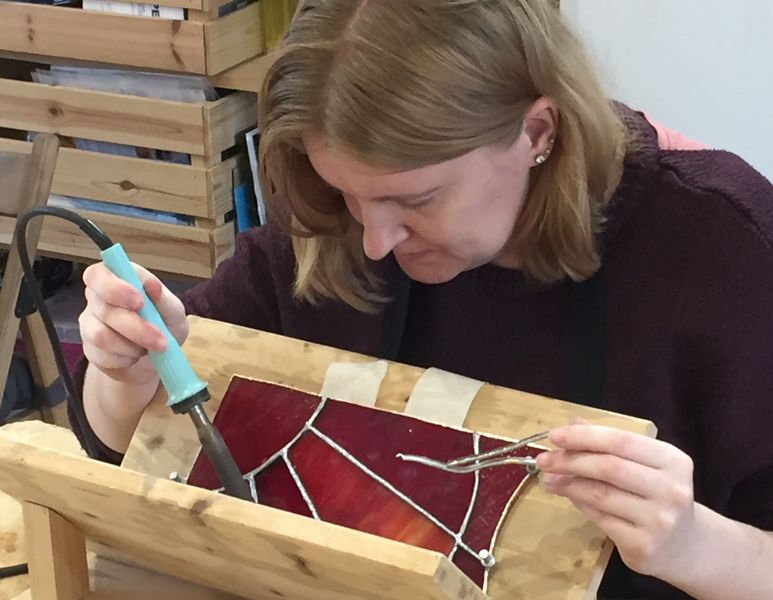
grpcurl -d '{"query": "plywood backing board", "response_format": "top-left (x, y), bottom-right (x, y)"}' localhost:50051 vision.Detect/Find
top-left (123, 316), bottom-right (654, 599)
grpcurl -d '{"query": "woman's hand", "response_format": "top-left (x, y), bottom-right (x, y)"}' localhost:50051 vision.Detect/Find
top-left (79, 262), bottom-right (189, 387)
top-left (536, 423), bottom-right (698, 582)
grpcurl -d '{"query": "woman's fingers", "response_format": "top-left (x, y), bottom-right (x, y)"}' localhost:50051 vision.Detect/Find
top-left (537, 449), bottom-right (662, 498)
top-left (549, 425), bottom-right (673, 470)
top-left (83, 287), bottom-right (166, 352)
top-left (543, 473), bottom-right (649, 525)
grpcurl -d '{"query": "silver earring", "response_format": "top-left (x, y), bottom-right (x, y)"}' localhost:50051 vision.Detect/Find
top-left (535, 154), bottom-right (547, 165)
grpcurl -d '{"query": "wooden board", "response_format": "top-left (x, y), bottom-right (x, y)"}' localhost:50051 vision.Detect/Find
top-left (0, 209), bottom-right (235, 279)
top-left (203, 92), bottom-right (258, 158)
top-left (0, 138), bottom-right (214, 219)
top-left (212, 52), bottom-right (276, 94)
top-left (0, 422), bottom-right (85, 600)
top-left (121, 316), bottom-right (654, 600)
top-left (0, 2), bottom-right (264, 75)
top-left (209, 157), bottom-right (240, 219)
top-left (0, 4), bottom-right (206, 74)
top-left (0, 427), bottom-right (486, 600)
top-left (0, 78), bottom-right (205, 155)
top-left (0, 489), bottom-right (28, 600)
top-left (0, 79), bottom-right (256, 157)
top-left (204, 3), bottom-right (265, 76)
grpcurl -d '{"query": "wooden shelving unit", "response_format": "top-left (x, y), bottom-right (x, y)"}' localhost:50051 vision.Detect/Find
top-left (0, 0), bottom-right (264, 75)
top-left (0, 0), bottom-right (270, 279)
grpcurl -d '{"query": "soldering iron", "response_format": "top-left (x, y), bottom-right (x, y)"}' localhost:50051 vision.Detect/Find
top-left (13, 206), bottom-right (251, 502)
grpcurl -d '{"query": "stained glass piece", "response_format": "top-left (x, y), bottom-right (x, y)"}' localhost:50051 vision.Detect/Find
top-left (188, 378), bottom-right (320, 489)
top-left (252, 458), bottom-right (314, 518)
top-left (315, 398), bottom-right (475, 531)
top-left (452, 549), bottom-right (486, 589)
top-left (461, 437), bottom-right (543, 552)
top-left (289, 430), bottom-right (455, 555)
top-left (187, 377), bottom-right (545, 590)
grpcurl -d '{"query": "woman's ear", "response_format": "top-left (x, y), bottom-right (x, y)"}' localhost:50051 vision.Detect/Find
top-left (523, 97), bottom-right (559, 166)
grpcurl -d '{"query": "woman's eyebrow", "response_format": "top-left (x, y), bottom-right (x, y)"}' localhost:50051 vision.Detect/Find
top-left (374, 186), bottom-right (442, 202)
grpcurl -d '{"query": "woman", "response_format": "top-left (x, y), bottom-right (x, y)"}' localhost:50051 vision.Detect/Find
top-left (76, 1), bottom-right (773, 598)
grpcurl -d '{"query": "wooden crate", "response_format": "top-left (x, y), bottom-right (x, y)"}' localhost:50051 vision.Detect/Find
top-left (0, 77), bottom-right (258, 278)
top-left (0, 0), bottom-right (264, 76)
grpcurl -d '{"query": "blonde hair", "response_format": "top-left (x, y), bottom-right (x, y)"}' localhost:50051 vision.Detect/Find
top-left (259, 0), bottom-right (627, 311)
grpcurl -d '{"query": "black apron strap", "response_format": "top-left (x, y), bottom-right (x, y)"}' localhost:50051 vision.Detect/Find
top-left (569, 270), bottom-right (607, 408)
top-left (380, 271), bottom-right (411, 361)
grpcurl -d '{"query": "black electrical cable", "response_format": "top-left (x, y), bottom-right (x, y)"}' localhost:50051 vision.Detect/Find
top-left (9, 207), bottom-right (250, 507)
top-left (13, 206), bottom-right (114, 459)
top-left (0, 563), bottom-right (28, 579)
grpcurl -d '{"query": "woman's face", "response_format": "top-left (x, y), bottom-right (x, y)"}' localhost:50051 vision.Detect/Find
top-left (305, 131), bottom-right (540, 284)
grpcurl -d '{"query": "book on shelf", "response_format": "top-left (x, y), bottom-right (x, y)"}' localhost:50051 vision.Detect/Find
top-left (82, 0), bottom-right (184, 19)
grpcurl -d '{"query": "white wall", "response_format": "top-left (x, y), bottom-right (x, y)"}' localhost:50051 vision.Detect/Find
top-left (562, 0), bottom-right (773, 180)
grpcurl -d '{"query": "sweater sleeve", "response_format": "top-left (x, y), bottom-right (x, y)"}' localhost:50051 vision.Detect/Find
top-left (664, 151), bottom-right (773, 531)
top-left (695, 216), bottom-right (773, 530)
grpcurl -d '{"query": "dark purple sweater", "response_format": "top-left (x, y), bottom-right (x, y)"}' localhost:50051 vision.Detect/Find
top-left (74, 108), bottom-right (773, 598)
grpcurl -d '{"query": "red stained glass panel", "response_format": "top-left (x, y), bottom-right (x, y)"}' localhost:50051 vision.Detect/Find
top-left (188, 377), bottom-right (543, 590)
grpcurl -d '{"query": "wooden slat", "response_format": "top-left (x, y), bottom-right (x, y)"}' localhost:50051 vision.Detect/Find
top-left (19, 313), bottom-right (59, 388)
top-left (22, 503), bottom-right (89, 600)
top-left (0, 138), bottom-right (213, 219)
top-left (210, 220), bottom-right (236, 267)
top-left (0, 432), bottom-right (484, 600)
top-left (0, 79), bottom-right (207, 155)
top-left (208, 156), bottom-right (238, 218)
top-left (203, 3), bottom-right (264, 76)
top-left (0, 210), bottom-right (218, 279)
top-left (0, 421), bottom-right (89, 600)
top-left (0, 135), bottom-right (59, 424)
top-left (0, 3), bottom-right (206, 74)
top-left (0, 153), bottom-right (28, 215)
top-left (203, 92), bottom-right (257, 157)
top-left (90, 548), bottom-right (241, 599)
top-left (211, 51), bottom-right (276, 93)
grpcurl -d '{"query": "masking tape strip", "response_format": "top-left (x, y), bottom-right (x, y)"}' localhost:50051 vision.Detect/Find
top-left (320, 360), bottom-right (389, 407)
top-left (404, 367), bottom-right (485, 427)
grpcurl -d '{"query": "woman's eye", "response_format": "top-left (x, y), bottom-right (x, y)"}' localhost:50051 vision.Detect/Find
top-left (403, 196), bottom-right (434, 210)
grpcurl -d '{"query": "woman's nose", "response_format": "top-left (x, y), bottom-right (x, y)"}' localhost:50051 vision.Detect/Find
top-left (360, 203), bottom-right (409, 261)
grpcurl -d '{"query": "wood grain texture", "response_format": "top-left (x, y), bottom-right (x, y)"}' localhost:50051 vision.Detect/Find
top-left (0, 4), bottom-right (206, 73)
top-left (122, 316), bottom-right (654, 600)
top-left (22, 503), bottom-right (89, 600)
top-left (209, 221), bottom-right (236, 268)
top-left (0, 422), bottom-right (85, 600)
top-left (208, 157), bottom-right (239, 219)
top-left (0, 429), bottom-right (484, 600)
top-left (203, 92), bottom-right (258, 158)
top-left (0, 135), bottom-right (58, 420)
top-left (0, 489), bottom-right (28, 600)
top-left (0, 138), bottom-right (213, 219)
top-left (204, 3), bottom-right (264, 76)
top-left (0, 153), bottom-right (27, 214)
top-left (211, 52), bottom-right (276, 93)
top-left (0, 210), bottom-right (218, 279)
top-left (0, 78), bottom-right (206, 155)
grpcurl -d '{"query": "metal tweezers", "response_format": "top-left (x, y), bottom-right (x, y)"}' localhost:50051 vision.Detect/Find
top-left (396, 431), bottom-right (549, 474)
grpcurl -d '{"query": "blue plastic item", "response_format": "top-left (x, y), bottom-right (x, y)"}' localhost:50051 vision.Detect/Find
top-left (100, 244), bottom-right (207, 408)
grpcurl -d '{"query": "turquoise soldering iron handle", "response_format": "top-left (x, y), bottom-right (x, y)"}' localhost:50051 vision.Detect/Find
top-left (100, 243), bottom-right (207, 409)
